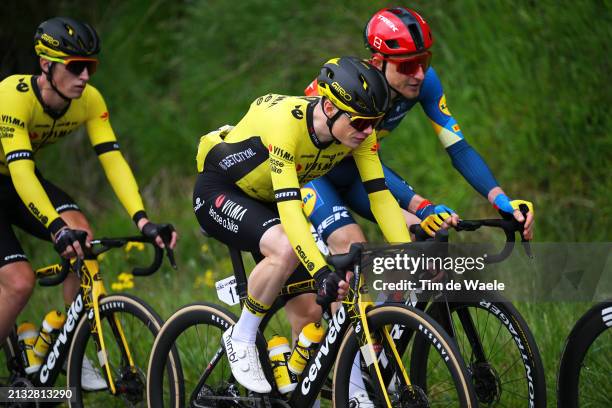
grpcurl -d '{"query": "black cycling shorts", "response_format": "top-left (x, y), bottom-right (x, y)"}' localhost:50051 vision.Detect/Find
top-left (0, 172), bottom-right (80, 267)
top-left (193, 171), bottom-right (313, 289)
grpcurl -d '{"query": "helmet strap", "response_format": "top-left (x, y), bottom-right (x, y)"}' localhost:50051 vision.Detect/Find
top-left (323, 105), bottom-right (344, 144)
top-left (381, 60), bottom-right (403, 99)
top-left (43, 62), bottom-right (72, 102)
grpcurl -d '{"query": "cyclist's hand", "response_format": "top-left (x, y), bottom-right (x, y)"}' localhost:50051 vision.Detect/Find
top-left (494, 194), bottom-right (535, 240)
top-left (314, 266), bottom-right (346, 305)
top-left (139, 220), bottom-right (178, 249)
top-left (53, 228), bottom-right (88, 259)
top-left (416, 201), bottom-right (459, 236)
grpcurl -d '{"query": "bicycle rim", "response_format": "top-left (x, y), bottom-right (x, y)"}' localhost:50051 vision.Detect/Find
top-left (412, 298), bottom-right (546, 407)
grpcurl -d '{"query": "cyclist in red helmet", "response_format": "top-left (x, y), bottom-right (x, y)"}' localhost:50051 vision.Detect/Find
top-left (303, 6), bottom-right (534, 255)
top-left (303, 7), bottom-right (535, 406)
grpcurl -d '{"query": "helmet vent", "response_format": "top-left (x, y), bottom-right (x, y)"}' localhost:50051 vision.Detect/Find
top-left (354, 96), bottom-right (367, 111)
top-left (408, 24), bottom-right (425, 49)
top-left (385, 39), bottom-right (400, 49)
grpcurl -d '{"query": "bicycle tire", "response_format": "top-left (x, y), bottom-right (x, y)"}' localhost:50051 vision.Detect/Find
top-left (333, 304), bottom-right (477, 407)
top-left (147, 302), bottom-right (240, 408)
top-left (557, 300), bottom-right (612, 408)
top-left (67, 293), bottom-right (182, 407)
top-left (410, 292), bottom-right (546, 407)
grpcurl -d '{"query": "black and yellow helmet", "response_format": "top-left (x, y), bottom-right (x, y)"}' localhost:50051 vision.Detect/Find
top-left (34, 17), bottom-right (100, 59)
top-left (317, 56), bottom-right (390, 117)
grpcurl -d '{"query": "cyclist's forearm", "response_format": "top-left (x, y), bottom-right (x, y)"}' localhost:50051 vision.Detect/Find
top-left (8, 159), bottom-right (66, 236)
top-left (276, 199), bottom-right (327, 276)
top-left (487, 187), bottom-right (507, 205)
top-left (97, 151), bottom-right (146, 221)
top-left (446, 139), bottom-right (499, 197)
top-left (369, 189), bottom-right (411, 243)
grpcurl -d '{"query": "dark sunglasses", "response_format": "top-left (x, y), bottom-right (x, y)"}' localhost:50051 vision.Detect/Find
top-left (62, 57), bottom-right (99, 76)
top-left (390, 51), bottom-right (432, 76)
top-left (343, 112), bottom-right (384, 131)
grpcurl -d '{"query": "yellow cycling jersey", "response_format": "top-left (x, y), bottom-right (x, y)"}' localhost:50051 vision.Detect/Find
top-left (0, 75), bottom-right (146, 235)
top-left (197, 94), bottom-right (410, 276)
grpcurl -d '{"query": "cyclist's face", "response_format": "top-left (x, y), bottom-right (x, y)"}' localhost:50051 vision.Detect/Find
top-left (333, 110), bottom-right (376, 149)
top-left (373, 55), bottom-right (427, 100)
top-left (49, 60), bottom-right (92, 98)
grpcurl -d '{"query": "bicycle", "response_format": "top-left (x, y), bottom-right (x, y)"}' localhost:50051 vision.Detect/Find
top-left (147, 240), bottom-right (479, 407)
top-left (1, 229), bottom-right (182, 407)
top-left (370, 209), bottom-right (547, 407)
top-left (557, 300), bottom-right (612, 407)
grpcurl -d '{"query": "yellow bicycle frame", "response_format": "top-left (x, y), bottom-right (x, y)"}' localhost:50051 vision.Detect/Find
top-left (37, 259), bottom-right (138, 395)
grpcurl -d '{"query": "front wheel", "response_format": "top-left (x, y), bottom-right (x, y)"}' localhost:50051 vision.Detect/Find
top-left (333, 304), bottom-right (477, 407)
top-left (411, 294), bottom-right (546, 407)
top-left (67, 294), bottom-right (182, 407)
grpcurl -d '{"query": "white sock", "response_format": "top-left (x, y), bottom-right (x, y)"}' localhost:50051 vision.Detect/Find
top-left (348, 352), bottom-right (367, 396)
top-left (232, 308), bottom-right (261, 343)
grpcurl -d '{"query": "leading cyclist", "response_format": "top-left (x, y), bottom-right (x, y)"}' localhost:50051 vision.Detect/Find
top-left (0, 17), bottom-right (178, 388)
top-left (193, 57), bottom-right (411, 393)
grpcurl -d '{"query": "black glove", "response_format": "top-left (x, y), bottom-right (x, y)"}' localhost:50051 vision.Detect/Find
top-left (53, 228), bottom-right (87, 255)
top-left (314, 266), bottom-right (341, 305)
top-left (141, 222), bottom-right (175, 245)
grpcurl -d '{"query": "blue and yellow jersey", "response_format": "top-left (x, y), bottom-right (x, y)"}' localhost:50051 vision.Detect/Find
top-left (0, 75), bottom-right (146, 235)
top-left (197, 94), bottom-right (410, 276)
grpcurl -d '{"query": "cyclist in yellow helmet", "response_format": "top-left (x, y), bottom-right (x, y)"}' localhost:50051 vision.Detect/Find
top-left (194, 56), bottom-right (411, 393)
top-left (0, 17), bottom-right (178, 388)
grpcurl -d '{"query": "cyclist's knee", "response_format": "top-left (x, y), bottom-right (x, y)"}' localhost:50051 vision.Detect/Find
top-left (0, 263), bottom-right (35, 302)
top-left (327, 223), bottom-right (365, 254)
top-left (261, 227), bottom-right (298, 267)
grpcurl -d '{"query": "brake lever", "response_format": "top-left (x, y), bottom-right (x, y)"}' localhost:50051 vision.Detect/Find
top-left (166, 247), bottom-right (177, 269)
top-left (517, 204), bottom-right (534, 258)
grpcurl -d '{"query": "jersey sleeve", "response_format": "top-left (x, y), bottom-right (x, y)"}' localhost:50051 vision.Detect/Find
top-left (419, 68), bottom-right (499, 197)
top-left (0, 82), bottom-right (66, 235)
top-left (85, 86), bottom-right (146, 222)
top-left (268, 124), bottom-right (328, 277)
top-left (352, 133), bottom-right (411, 243)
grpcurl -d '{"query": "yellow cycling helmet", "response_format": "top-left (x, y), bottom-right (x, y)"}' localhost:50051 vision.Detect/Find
top-left (34, 17), bottom-right (100, 60)
top-left (317, 56), bottom-right (391, 117)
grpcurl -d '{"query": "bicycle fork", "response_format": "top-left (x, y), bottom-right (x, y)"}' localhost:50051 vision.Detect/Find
top-left (81, 259), bottom-right (137, 395)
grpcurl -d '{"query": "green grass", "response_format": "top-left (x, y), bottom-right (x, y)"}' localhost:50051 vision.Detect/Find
top-left (3, 1), bottom-right (611, 406)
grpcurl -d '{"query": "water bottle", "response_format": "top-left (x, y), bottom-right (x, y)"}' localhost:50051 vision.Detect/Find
top-left (288, 322), bottom-right (325, 376)
top-left (17, 322), bottom-right (42, 374)
top-left (33, 310), bottom-right (66, 359)
top-left (267, 335), bottom-right (297, 394)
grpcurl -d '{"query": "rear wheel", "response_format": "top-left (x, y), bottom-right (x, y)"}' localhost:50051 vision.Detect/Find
top-left (147, 302), bottom-right (246, 408)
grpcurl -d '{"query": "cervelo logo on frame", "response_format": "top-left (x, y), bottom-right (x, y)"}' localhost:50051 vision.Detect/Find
top-left (39, 294), bottom-right (84, 383)
top-left (301, 306), bottom-right (346, 395)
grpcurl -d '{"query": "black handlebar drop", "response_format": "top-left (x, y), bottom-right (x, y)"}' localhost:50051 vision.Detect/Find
top-left (410, 204), bottom-right (532, 263)
top-left (38, 228), bottom-right (177, 286)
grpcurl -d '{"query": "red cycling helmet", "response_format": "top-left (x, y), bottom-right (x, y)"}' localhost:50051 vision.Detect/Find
top-left (364, 7), bottom-right (433, 56)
